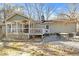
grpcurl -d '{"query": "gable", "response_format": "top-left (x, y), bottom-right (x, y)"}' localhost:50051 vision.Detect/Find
top-left (6, 14), bottom-right (29, 22)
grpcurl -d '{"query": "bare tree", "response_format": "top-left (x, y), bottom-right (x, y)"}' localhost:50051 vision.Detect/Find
top-left (45, 5), bottom-right (56, 20)
top-left (58, 3), bottom-right (79, 20)
top-left (24, 3), bottom-right (35, 19)
top-left (24, 3), bottom-right (56, 20)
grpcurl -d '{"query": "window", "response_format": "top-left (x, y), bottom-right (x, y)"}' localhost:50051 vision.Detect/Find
top-left (46, 25), bottom-right (49, 29)
top-left (76, 32), bottom-right (79, 36)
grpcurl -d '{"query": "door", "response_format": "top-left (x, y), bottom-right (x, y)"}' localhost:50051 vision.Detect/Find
top-left (24, 24), bottom-right (29, 33)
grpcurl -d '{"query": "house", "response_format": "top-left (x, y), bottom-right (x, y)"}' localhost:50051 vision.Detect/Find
top-left (1, 12), bottom-right (79, 39)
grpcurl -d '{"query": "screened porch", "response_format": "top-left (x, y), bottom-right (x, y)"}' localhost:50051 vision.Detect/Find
top-left (5, 21), bottom-right (45, 39)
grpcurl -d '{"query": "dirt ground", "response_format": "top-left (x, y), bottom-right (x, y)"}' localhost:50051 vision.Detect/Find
top-left (0, 41), bottom-right (79, 56)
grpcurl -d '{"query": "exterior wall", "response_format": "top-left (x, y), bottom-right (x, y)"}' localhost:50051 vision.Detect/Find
top-left (33, 22), bottom-right (76, 33)
top-left (48, 23), bottom-right (76, 33)
top-left (32, 23), bottom-right (45, 28)
top-left (76, 22), bottom-right (79, 32)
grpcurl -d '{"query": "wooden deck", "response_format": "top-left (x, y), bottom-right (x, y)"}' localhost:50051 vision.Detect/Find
top-left (6, 28), bottom-right (48, 37)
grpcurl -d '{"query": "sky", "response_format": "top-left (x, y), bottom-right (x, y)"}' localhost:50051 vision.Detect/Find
top-left (0, 3), bottom-right (76, 20)
top-left (46, 3), bottom-right (66, 8)
top-left (41, 3), bottom-right (68, 19)
top-left (47, 3), bottom-right (67, 14)
top-left (13, 3), bottom-right (69, 19)
top-left (0, 3), bottom-right (68, 13)
top-left (0, 3), bottom-right (67, 10)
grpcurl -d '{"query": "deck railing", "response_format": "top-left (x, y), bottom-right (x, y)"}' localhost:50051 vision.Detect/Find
top-left (30, 28), bottom-right (44, 35)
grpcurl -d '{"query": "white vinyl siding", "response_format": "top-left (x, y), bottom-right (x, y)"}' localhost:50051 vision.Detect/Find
top-left (49, 23), bottom-right (76, 33)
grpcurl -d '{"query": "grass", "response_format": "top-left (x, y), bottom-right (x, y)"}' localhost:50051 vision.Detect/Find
top-left (0, 42), bottom-right (79, 56)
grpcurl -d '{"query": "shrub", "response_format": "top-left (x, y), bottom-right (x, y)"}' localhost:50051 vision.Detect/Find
top-left (55, 33), bottom-right (61, 37)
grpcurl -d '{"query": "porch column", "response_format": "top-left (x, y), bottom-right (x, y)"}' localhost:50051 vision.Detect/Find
top-left (6, 23), bottom-right (7, 36)
top-left (76, 22), bottom-right (79, 32)
top-left (28, 21), bottom-right (30, 38)
top-left (29, 21), bottom-right (30, 34)
top-left (11, 24), bottom-right (12, 33)
top-left (22, 23), bottom-right (24, 33)
top-left (16, 22), bottom-right (18, 34)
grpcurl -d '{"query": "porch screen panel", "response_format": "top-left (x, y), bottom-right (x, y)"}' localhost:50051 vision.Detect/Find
top-left (18, 24), bottom-right (22, 33)
top-left (12, 24), bottom-right (16, 32)
top-left (7, 24), bottom-right (11, 33)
